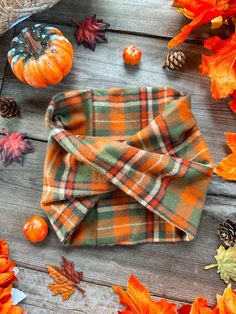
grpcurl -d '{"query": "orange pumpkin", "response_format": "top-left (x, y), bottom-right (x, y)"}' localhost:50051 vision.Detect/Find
top-left (123, 45), bottom-right (142, 65)
top-left (23, 215), bottom-right (48, 243)
top-left (8, 24), bottom-right (73, 88)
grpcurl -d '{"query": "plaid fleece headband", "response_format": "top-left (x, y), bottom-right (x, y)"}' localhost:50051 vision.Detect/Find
top-left (41, 87), bottom-right (214, 246)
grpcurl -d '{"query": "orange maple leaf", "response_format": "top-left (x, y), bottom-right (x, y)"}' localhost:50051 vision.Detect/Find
top-left (216, 284), bottom-right (236, 314)
top-left (113, 274), bottom-right (177, 314)
top-left (199, 33), bottom-right (236, 110)
top-left (178, 297), bottom-right (219, 314)
top-left (168, 0), bottom-right (236, 48)
top-left (189, 297), bottom-right (219, 314)
top-left (214, 133), bottom-right (236, 180)
top-left (47, 256), bottom-right (84, 301)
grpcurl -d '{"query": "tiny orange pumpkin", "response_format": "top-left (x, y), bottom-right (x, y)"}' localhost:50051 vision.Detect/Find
top-left (123, 45), bottom-right (142, 65)
top-left (23, 215), bottom-right (48, 243)
top-left (8, 24), bottom-right (73, 88)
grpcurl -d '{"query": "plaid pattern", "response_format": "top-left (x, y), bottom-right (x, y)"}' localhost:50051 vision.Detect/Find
top-left (41, 87), bottom-right (214, 246)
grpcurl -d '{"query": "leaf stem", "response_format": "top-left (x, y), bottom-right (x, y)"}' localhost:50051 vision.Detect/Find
top-left (2, 128), bottom-right (9, 136)
top-left (75, 285), bottom-right (85, 294)
top-left (204, 263), bottom-right (218, 270)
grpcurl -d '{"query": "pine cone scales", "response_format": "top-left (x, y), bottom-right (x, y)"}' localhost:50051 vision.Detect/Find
top-left (164, 51), bottom-right (186, 70)
top-left (0, 97), bottom-right (20, 119)
top-left (218, 219), bottom-right (236, 247)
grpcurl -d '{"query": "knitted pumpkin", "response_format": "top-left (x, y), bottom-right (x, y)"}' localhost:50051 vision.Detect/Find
top-left (8, 24), bottom-right (73, 88)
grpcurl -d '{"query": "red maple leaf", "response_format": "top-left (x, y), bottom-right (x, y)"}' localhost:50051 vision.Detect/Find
top-left (73, 15), bottom-right (110, 51)
top-left (0, 128), bottom-right (34, 166)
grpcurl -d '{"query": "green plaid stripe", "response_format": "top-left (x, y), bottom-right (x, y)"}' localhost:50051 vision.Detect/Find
top-left (41, 87), bottom-right (213, 246)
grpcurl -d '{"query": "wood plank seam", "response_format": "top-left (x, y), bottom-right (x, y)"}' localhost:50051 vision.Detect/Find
top-left (0, 27), bottom-right (15, 95)
top-left (16, 263), bottom-right (191, 305)
top-left (29, 16), bottom-right (204, 45)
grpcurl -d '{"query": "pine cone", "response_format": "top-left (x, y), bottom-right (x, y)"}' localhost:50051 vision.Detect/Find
top-left (163, 51), bottom-right (186, 70)
top-left (0, 97), bottom-right (20, 119)
top-left (218, 219), bottom-right (236, 247)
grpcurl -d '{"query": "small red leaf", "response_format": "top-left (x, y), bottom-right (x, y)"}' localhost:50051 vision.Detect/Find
top-left (73, 15), bottom-right (110, 51)
top-left (0, 128), bottom-right (34, 166)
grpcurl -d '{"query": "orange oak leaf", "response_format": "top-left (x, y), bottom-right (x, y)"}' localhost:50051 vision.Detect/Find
top-left (199, 33), bottom-right (236, 110)
top-left (47, 256), bottom-right (84, 301)
top-left (113, 274), bottom-right (177, 314)
top-left (168, 0), bottom-right (236, 48)
top-left (214, 133), bottom-right (236, 180)
top-left (216, 284), bottom-right (236, 314)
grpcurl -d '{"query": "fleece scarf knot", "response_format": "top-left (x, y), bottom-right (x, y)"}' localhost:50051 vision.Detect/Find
top-left (41, 87), bottom-right (213, 246)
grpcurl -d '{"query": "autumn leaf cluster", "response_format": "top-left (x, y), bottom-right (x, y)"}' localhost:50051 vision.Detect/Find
top-left (113, 274), bottom-right (236, 314)
top-left (168, 0), bottom-right (236, 113)
top-left (0, 240), bottom-right (23, 314)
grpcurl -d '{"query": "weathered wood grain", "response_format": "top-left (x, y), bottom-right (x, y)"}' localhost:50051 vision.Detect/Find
top-left (16, 267), bottom-right (119, 314)
top-left (31, 0), bottom-right (233, 41)
top-left (17, 266), bottom-right (183, 313)
top-left (0, 140), bottom-right (235, 305)
top-left (1, 23), bottom-right (236, 165)
top-left (1, 3), bottom-right (236, 312)
top-left (0, 29), bottom-right (14, 79)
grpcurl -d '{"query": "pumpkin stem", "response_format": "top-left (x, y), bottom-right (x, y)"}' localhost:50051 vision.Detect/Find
top-left (23, 30), bottom-right (42, 55)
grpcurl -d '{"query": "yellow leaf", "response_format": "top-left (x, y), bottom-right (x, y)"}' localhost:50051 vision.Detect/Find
top-left (205, 246), bottom-right (236, 283)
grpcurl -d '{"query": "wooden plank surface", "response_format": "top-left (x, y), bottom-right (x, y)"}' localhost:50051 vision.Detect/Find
top-left (17, 266), bottom-right (184, 314)
top-left (0, 1), bottom-right (236, 312)
top-left (31, 0), bottom-right (233, 40)
top-left (1, 22), bottom-right (235, 165)
top-left (0, 29), bottom-right (14, 79)
top-left (16, 267), bottom-right (119, 314)
top-left (0, 140), bottom-right (235, 306)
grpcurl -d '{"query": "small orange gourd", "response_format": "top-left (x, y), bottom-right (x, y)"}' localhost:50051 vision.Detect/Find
top-left (123, 45), bottom-right (142, 65)
top-left (8, 24), bottom-right (73, 88)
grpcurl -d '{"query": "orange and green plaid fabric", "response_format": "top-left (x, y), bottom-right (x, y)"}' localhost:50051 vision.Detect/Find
top-left (41, 87), bottom-right (214, 246)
